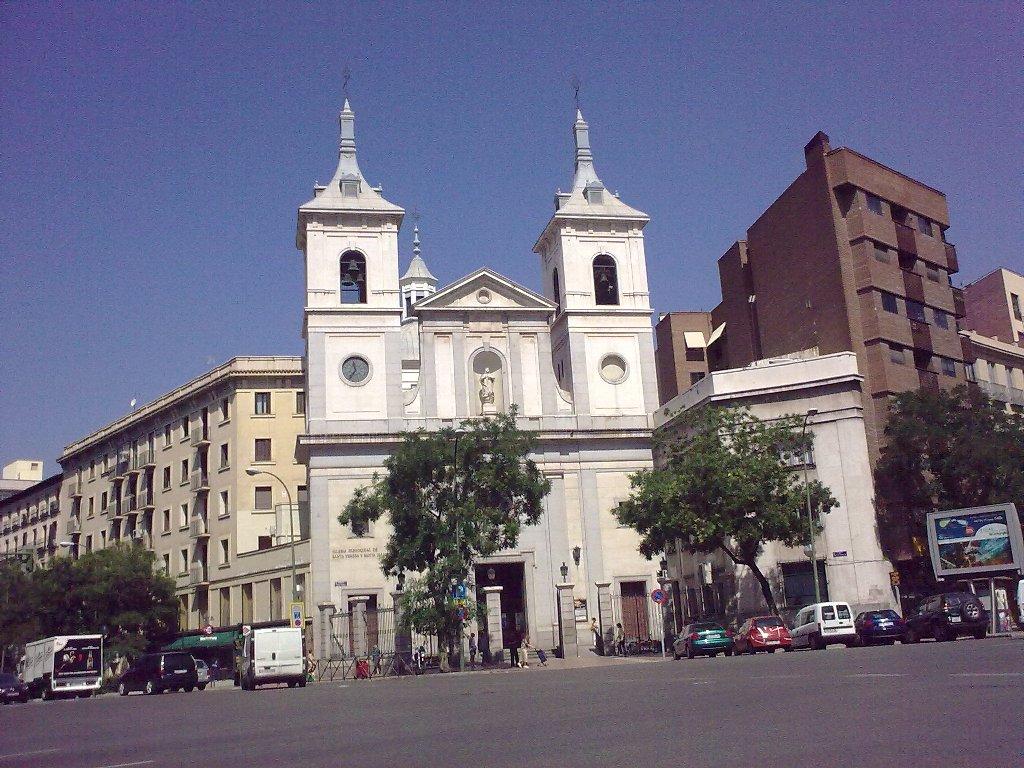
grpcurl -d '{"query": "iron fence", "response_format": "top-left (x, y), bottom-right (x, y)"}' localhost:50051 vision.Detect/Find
top-left (321, 608), bottom-right (441, 681)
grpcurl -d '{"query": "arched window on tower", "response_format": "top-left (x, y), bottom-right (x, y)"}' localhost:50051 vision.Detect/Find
top-left (592, 255), bottom-right (619, 306)
top-left (340, 251), bottom-right (367, 304)
top-left (552, 268), bottom-right (562, 314)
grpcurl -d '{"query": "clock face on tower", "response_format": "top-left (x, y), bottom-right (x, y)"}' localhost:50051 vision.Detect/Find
top-left (340, 355), bottom-right (370, 385)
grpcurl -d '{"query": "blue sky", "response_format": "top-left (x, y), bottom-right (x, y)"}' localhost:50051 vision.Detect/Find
top-left (1, 2), bottom-right (1021, 473)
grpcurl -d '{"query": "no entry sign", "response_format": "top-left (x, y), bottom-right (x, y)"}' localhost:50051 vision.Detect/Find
top-left (651, 588), bottom-right (669, 606)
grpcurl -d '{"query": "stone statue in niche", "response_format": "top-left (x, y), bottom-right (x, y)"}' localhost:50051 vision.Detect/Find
top-left (479, 370), bottom-right (497, 414)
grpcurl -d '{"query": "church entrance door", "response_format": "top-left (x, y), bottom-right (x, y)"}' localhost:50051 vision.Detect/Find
top-left (475, 561), bottom-right (527, 655)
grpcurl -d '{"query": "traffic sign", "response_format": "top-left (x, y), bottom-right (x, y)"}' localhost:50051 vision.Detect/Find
top-left (453, 605), bottom-right (469, 621)
top-left (451, 582), bottom-right (468, 600)
top-left (651, 588), bottom-right (669, 606)
top-left (203, 624), bottom-right (213, 636)
top-left (290, 601), bottom-right (304, 628)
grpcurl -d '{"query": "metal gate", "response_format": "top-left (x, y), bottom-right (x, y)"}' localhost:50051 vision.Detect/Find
top-left (321, 608), bottom-right (438, 680)
top-left (610, 594), bottom-right (665, 654)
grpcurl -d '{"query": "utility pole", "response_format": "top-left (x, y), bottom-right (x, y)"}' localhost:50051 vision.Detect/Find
top-left (801, 409), bottom-right (821, 604)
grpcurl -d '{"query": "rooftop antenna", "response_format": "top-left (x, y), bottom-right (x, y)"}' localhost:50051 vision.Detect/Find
top-left (570, 74), bottom-right (581, 110)
top-left (342, 65), bottom-right (351, 100)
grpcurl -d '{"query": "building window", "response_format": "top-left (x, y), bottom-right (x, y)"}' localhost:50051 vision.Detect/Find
top-left (690, 372), bottom-right (706, 385)
top-left (941, 357), bottom-right (956, 377)
top-left (255, 392), bottom-right (272, 415)
top-left (552, 268), bottom-right (562, 314)
top-left (219, 538), bottom-right (230, 565)
top-left (351, 517), bottom-right (370, 538)
top-left (89, 459), bottom-right (96, 479)
top-left (162, 509), bottom-right (171, 532)
top-left (219, 490), bottom-right (229, 517)
top-left (180, 416), bottom-right (189, 439)
top-left (592, 255), bottom-right (619, 306)
top-left (162, 553), bottom-right (170, 575)
top-left (913, 350), bottom-right (932, 371)
top-left (180, 503), bottom-right (189, 528)
top-left (254, 439), bottom-right (272, 463)
top-left (965, 362), bottom-right (976, 382)
top-left (917, 216), bottom-right (933, 236)
top-left (926, 264), bottom-right (940, 282)
top-left (180, 459), bottom-right (189, 483)
top-left (220, 443), bottom-right (229, 468)
top-left (254, 486), bottom-right (273, 511)
top-left (88, 497), bottom-right (95, 517)
top-left (295, 391), bottom-right (305, 414)
top-left (220, 397), bottom-right (230, 421)
top-left (164, 425), bottom-right (172, 447)
top-left (258, 536), bottom-right (273, 551)
top-left (873, 243), bottom-right (890, 263)
top-left (1012, 293), bottom-right (1023, 322)
top-left (85, 535), bottom-right (93, 554)
top-left (934, 309), bottom-right (950, 330)
top-left (889, 344), bottom-right (906, 365)
top-left (906, 300), bottom-right (926, 323)
top-left (881, 292), bottom-right (898, 314)
top-left (179, 549), bottom-right (188, 574)
top-left (866, 193), bottom-right (883, 215)
top-left (339, 251), bottom-right (367, 304)
top-left (162, 466), bottom-right (171, 490)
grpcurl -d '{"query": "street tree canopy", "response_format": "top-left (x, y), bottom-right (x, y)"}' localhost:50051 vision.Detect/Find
top-left (615, 406), bottom-right (837, 616)
top-left (340, 408), bottom-right (549, 668)
top-left (874, 385), bottom-right (1024, 573)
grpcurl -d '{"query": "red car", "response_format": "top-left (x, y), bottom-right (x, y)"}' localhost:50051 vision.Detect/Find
top-left (734, 616), bottom-right (792, 654)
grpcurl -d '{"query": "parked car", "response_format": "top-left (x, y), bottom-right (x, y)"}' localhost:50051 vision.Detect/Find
top-left (854, 610), bottom-right (906, 645)
top-left (790, 602), bottom-right (857, 649)
top-left (193, 658), bottom-right (210, 690)
top-left (0, 673), bottom-right (29, 704)
top-left (118, 652), bottom-right (198, 696)
top-left (673, 622), bottom-right (734, 659)
top-left (903, 592), bottom-right (988, 643)
top-left (734, 616), bottom-right (792, 654)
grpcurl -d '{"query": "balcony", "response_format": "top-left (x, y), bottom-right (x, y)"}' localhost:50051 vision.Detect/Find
top-left (138, 489), bottom-right (154, 509)
top-left (126, 494), bottom-right (139, 513)
top-left (978, 379), bottom-right (1010, 404)
top-left (188, 515), bottom-right (209, 539)
top-left (190, 470), bottom-right (210, 493)
top-left (188, 563), bottom-right (209, 586)
top-left (48, 501), bottom-right (60, 517)
top-left (65, 517), bottom-right (81, 536)
top-left (944, 242), bottom-right (959, 273)
top-left (111, 455), bottom-right (129, 479)
top-left (190, 426), bottom-right (210, 448)
top-left (68, 481), bottom-right (81, 498)
top-left (140, 448), bottom-right (156, 468)
top-left (895, 222), bottom-right (918, 256)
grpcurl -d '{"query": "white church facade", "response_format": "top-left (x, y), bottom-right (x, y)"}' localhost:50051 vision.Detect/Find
top-left (296, 101), bottom-right (662, 654)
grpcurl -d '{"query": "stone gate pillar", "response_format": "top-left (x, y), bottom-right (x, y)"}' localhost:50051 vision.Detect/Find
top-left (481, 585), bottom-right (504, 664)
top-left (350, 596), bottom-right (370, 658)
top-left (596, 580), bottom-right (613, 655)
top-left (556, 583), bottom-right (578, 659)
top-left (392, 591), bottom-right (412, 663)
top-left (317, 601), bottom-right (336, 660)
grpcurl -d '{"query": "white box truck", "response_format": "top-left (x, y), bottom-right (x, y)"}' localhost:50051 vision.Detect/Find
top-left (238, 626), bottom-right (305, 690)
top-left (23, 635), bottom-right (103, 699)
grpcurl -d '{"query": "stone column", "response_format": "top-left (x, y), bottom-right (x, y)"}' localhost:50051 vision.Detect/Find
top-left (596, 581), bottom-right (613, 656)
top-left (317, 602), bottom-right (336, 660)
top-left (555, 583), bottom-right (578, 659)
top-left (350, 596), bottom-right (370, 658)
top-left (392, 591), bottom-right (412, 664)
top-left (481, 586), bottom-right (504, 664)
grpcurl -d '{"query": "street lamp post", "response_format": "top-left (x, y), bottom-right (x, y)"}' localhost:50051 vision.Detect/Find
top-left (246, 467), bottom-right (298, 602)
top-left (801, 409), bottom-right (821, 604)
top-left (452, 429), bottom-right (467, 673)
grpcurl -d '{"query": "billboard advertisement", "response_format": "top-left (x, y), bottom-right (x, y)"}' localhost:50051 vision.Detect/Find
top-left (926, 503), bottom-right (1024, 579)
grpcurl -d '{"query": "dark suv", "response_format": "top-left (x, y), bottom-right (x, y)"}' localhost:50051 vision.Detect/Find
top-left (903, 592), bottom-right (988, 643)
top-left (118, 652), bottom-right (198, 696)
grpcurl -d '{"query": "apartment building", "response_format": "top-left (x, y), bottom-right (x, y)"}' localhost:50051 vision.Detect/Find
top-left (0, 459), bottom-right (44, 501)
top-left (654, 311), bottom-right (713, 405)
top-left (57, 357), bottom-right (310, 630)
top-left (0, 473), bottom-right (63, 568)
top-left (964, 267), bottom-right (1024, 347)
top-left (704, 131), bottom-right (968, 461)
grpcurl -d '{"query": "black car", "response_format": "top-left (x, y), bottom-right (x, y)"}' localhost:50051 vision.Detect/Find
top-left (0, 673), bottom-right (29, 704)
top-left (118, 652), bottom-right (198, 696)
top-left (903, 592), bottom-right (988, 643)
top-left (854, 610), bottom-right (906, 645)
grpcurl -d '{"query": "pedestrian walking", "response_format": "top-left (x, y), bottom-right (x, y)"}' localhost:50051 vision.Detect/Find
top-left (469, 633), bottom-right (478, 668)
top-left (519, 633), bottom-right (531, 668)
top-left (370, 645), bottom-right (382, 677)
top-left (414, 643), bottom-right (426, 672)
top-left (590, 618), bottom-right (604, 655)
top-left (615, 623), bottom-right (626, 656)
top-left (305, 650), bottom-right (318, 683)
top-left (508, 628), bottom-right (520, 668)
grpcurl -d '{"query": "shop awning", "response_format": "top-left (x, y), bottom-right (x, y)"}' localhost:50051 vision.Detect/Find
top-left (163, 630), bottom-right (239, 651)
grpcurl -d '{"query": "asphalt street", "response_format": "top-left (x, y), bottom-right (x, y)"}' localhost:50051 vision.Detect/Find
top-left (1, 637), bottom-right (1022, 768)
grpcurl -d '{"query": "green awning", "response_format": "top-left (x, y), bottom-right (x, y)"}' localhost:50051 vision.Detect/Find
top-left (163, 630), bottom-right (239, 651)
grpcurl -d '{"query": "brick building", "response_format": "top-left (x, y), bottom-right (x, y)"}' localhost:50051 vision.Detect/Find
top-left (963, 267), bottom-right (1024, 347)
top-left (654, 311), bottom-right (713, 405)
top-left (702, 132), bottom-right (969, 460)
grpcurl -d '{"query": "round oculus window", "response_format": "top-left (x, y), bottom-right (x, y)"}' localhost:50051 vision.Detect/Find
top-left (599, 354), bottom-right (628, 384)
top-left (340, 355), bottom-right (371, 385)
top-left (476, 288), bottom-right (492, 305)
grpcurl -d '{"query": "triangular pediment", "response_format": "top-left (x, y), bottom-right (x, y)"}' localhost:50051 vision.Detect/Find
top-left (414, 269), bottom-right (556, 314)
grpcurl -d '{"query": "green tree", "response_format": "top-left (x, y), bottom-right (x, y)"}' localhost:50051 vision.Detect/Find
top-left (341, 408), bottom-right (549, 670)
top-left (615, 406), bottom-right (837, 616)
top-left (0, 558), bottom-right (40, 671)
top-left (30, 544), bottom-right (178, 660)
top-left (874, 385), bottom-right (1024, 577)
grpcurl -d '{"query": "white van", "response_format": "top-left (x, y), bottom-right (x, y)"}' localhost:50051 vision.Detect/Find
top-left (790, 602), bottom-right (857, 649)
top-left (239, 627), bottom-right (305, 690)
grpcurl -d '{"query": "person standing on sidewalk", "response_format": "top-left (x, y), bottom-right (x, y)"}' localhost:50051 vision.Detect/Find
top-left (508, 628), bottom-right (520, 668)
top-left (615, 623), bottom-right (626, 656)
top-left (469, 633), bottom-right (478, 668)
top-left (590, 618), bottom-right (604, 655)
